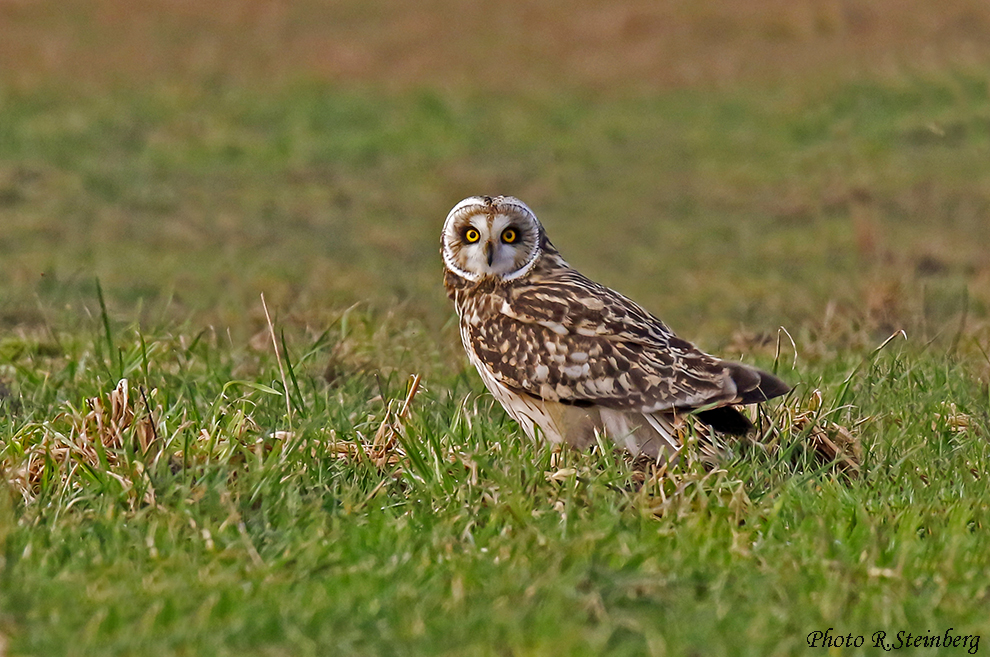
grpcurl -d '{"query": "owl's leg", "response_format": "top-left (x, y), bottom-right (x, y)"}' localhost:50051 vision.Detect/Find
top-left (542, 401), bottom-right (600, 450)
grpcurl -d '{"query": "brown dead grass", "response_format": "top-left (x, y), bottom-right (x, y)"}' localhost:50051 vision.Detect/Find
top-left (3, 372), bottom-right (425, 506)
top-left (7, 378), bottom-right (160, 505)
top-left (2, 0), bottom-right (989, 93)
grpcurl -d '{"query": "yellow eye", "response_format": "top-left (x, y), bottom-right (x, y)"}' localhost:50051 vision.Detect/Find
top-left (464, 228), bottom-right (480, 243)
top-left (501, 228), bottom-right (517, 243)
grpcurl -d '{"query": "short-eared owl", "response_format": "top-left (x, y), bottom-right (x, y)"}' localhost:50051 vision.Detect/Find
top-left (442, 195), bottom-right (790, 461)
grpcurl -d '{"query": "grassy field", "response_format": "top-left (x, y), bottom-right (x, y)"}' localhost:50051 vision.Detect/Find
top-left (2, 1), bottom-right (990, 655)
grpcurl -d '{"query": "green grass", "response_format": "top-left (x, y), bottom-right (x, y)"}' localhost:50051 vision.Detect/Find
top-left (1, 309), bottom-right (989, 656)
top-left (3, 36), bottom-right (990, 656)
top-left (3, 73), bottom-right (989, 338)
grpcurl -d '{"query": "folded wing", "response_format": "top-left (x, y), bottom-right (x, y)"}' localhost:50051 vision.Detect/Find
top-left (464, 269), bottom-right (790, 428)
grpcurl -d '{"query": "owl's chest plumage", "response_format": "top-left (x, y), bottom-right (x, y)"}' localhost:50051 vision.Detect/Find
top-left (447, 277), bottom-right (525, 376)
top-left (446, 276), bottom-right (553, 441)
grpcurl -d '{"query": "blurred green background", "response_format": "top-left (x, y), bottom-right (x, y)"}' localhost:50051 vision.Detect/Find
top-left (2, 0), bottom-right (989, 347)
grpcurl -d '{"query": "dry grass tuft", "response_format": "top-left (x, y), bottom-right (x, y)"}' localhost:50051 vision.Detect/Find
top-left (6, 379), bottom-right (161, 505)
top-left (748, 388), bottom-right (863, 475)
top-left (933, 401), bottom-right (974, 434)
top-left (788, 390), bottom-right (862, 473)
top-left (285, 373), bottom-right (422, 471)
top-left (368, 373), bottom-right (420, 469)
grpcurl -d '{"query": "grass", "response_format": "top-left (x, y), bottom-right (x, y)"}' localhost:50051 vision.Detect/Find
top-left (3, 1), bottom-right (990, 654)
top-left (1, 309), bottom-right (989, 656)
top-left (3, 75), bottom-right (989, 339)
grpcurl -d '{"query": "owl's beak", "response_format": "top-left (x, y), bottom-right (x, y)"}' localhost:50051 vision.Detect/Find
top-left (484, 241), bottom-right (494, 266)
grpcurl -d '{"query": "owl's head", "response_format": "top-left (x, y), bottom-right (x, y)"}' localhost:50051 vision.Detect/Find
top-left (441, 196), bottom-right (545, 282)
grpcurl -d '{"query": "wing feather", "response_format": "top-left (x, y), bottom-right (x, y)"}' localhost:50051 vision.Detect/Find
top-left (462, 269), bottom-right (758, 414)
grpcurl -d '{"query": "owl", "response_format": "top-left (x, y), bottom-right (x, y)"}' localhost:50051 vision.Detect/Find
top-left (441, 195), bottom-right (791, 462)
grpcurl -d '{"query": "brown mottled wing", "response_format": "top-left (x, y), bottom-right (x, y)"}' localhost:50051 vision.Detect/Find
top-left (462, 268), bottom-right (757, 414)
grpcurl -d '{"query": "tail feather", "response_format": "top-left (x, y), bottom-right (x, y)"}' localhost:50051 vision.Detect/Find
top-left (725, 362), bottom-right (792, 404)
top-left (639, 411), bottom-right (680, 458)
top-left (694, 406), bottom-right (753, 435)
